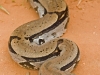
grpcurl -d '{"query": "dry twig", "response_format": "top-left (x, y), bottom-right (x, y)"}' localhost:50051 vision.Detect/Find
top-left (77, 0), bottom-right (82, 6)
top-left (0, 5), bottom-right (9, 15)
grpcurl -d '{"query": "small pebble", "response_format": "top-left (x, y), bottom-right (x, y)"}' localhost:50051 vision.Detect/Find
top-left (94, 26), bottom-right (97, 28)
top-left (83, 62), bottom-right (86, 65)
top-left (0, 59), bottom-right (3, 61)
top-left (93, 32), bottom-right (95, 34)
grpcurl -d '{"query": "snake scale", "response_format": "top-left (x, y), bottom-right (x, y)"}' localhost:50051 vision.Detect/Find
top-left (8, 0), bottom-right (80, 75)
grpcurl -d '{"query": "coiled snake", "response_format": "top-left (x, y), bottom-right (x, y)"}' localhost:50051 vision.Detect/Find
top-left (8, 0), bottom-right (80, 75)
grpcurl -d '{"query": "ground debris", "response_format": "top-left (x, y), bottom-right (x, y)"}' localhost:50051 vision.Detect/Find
top-left (0, 5), bottom-right (9, 15)
top-left (77, 0), bottom-right (82, 6)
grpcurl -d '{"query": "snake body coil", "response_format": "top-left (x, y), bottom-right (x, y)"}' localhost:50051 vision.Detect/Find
top-left (8, 0), bottom-right (80, 75)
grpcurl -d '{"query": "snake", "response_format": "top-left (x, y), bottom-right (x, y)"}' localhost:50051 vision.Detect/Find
top-left (8, 0), bottom-right (80, 75)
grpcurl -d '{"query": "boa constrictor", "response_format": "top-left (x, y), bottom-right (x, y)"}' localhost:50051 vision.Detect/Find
top-left (8, 0), bottom-right (80, 75)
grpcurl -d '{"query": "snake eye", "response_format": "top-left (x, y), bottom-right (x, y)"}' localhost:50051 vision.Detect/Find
top-left (39, 39), bottom-right (45, 45)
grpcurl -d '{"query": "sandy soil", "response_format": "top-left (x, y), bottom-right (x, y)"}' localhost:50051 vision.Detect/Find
top-left (0, 0), bottom-right (100, 75)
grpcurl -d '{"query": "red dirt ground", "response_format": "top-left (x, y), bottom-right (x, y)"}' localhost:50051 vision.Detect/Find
top-left (0, 0), bottom-right (100, 75)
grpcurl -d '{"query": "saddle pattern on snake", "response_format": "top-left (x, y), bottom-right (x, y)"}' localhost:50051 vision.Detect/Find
top-left (8, 0), bottom-right (80, 75)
